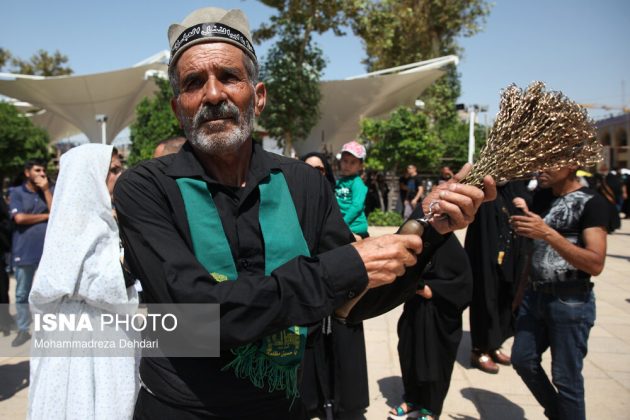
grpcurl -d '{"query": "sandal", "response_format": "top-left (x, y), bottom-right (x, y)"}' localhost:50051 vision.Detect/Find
top-left (388, 402), bottom-right (421, 420)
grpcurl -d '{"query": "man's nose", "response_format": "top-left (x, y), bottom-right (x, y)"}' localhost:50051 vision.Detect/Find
top-left (203, 78), bottom-right (228, 105)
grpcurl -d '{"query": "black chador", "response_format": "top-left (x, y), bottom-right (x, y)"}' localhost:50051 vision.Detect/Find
top-left (301, 318), bottom-right (369, 419)
top-left (396, 234), bottom-right (473, 417)
top-left (465, 181), bottom-right (531, 359)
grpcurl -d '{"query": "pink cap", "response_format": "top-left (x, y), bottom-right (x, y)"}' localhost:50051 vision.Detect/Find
top-left (340, 141), bottom-right (366, 160)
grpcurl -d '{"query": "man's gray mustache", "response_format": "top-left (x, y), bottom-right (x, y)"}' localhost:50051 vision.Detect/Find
top-left (193, 102), bottom-right (240, 127)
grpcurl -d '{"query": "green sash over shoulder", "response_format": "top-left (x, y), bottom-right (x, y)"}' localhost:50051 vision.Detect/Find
top-left (176, 171), bottom-right (309, 399)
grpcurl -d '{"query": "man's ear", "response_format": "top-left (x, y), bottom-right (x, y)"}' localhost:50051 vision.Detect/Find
top-left (254, 82), bottom-right (266, 117)
top-left (170, 98), bottom-right (184, 128)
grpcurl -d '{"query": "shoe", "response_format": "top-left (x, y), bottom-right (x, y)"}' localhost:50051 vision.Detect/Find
top-left (471, 351), bottom-right (499, 374)
top-left (388, 402), bottom-right (420, 420)
top-left (11, 331), bottom-right (31, 347)
top-left (0, 326), bottom-right (9, 336)
top-left (491, 348), bottom-right (511, 366)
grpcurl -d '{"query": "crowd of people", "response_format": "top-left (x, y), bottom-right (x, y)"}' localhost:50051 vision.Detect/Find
top-left (0, 5), bottom-right (624, 420)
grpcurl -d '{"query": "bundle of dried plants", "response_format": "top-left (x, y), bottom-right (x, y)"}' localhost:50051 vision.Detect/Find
top-left (463, 81), bottom-right (602, 187)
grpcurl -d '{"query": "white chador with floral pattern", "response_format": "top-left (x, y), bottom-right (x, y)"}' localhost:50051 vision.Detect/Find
top-left (28, 144), bottom-right (139, 420)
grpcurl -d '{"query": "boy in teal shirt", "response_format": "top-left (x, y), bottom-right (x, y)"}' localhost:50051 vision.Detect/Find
top-left (335, 141), bottom-right (369, 238)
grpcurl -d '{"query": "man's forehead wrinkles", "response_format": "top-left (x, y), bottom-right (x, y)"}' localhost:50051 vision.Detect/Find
top-left (178, 45), bottom-right (245, 72)
top-left (179, 59), bottom-right (245, 80)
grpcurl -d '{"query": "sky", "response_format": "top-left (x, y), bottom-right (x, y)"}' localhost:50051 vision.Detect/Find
top-left (1, 0), bottom-right (629, 129)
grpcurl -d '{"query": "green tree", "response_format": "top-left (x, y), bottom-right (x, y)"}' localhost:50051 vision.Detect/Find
top-left (347, 0), bottom-right (491, 72)
top-left (0, 48), bottom-right (11, 71)
top-left (0, 102), bottom-right (50, 180)
top-left (347, 0), bottom-right (491, 172)
top-left (254, 1), bottom-right (349, 154)
top-left (11, 49), bottom-right (73, 76)
top-left (347, 0), bottom-right (490, 122)
top-left (128, 77), bottom-right (183, 165)
top-left (424, 66), bottom-right (462, 127)
top-left (258, 26), bottom-right (326, 155)
top-left (254, 1), bottom-right (349, 47)
top-left (361, 107), bottom-right (445, 173)
top-left (439, 118), bottom-right (487, 170)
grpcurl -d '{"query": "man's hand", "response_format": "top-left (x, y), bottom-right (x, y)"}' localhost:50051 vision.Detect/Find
top-left (351, 234), bottom-right (422, 289)
top-left (422, 163), bottom-right (496, 234)
top-left (511, 210), bottom-right (552, 240)
top-left (416, 284), bottom-right (432, 299)
top-left (512, 197), bottom-right (529, 213)
top-left (33, 175), bottom-right (49, 192)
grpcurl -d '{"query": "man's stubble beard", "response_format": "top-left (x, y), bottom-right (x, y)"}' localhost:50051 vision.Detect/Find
top-left (179, 96), bottom-right (255, 156)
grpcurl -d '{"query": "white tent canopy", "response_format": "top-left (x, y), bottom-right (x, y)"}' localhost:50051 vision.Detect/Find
top-left (0, 53), bottom-right (457, 150)
top-left (295, 55), bottom-right (458, 155)
top-left (0, 63), bottom-right (166, 144)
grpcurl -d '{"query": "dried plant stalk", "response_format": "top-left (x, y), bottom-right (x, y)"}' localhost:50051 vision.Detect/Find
top-left (463, 81), bottom-right (602, 188)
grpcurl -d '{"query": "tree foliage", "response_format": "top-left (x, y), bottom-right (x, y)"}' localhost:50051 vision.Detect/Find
top-left (0, 48), bottom-right (11, 71)
top-left (0, 102), bottom-right (50, 180)
top-left (254, 1), bottom-right (348, 155)
top-left (361, 107), bottom-right (445, 172)
top-left (424, 66), bottom-right (462, 126)
top-left (254, 0), bottom-right (349, 46)
top-left (367, 209), bottom-right (403, 226)
top-left (128, 77), bottom-right (183, 165)
top-left (347, 0), bottom-right (490, 122)
top-left (347, 0), bottom-right (491, 71)
top-left (8, 49), bottom-right (73, 76)
top-left (347, 0), bottom-right (491, 172)
top-left (258, 26), bottom-right (326, 155)
top-left (439, 118), bottom-right (487, 170)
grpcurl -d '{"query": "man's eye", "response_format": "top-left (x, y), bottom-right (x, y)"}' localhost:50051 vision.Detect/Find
top-left (183, 77), bottom-right (203, 90)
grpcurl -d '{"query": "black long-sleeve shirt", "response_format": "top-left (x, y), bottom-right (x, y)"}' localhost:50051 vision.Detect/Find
top-left (113, 142), bottom-right (369, 414)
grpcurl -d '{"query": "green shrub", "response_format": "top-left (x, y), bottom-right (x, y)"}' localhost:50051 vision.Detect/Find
top-left (368, 209), bottom-right (404, 226)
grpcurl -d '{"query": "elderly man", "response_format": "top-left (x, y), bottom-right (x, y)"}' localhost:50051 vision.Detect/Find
top-left (114, 7), bottom-right (494, 419)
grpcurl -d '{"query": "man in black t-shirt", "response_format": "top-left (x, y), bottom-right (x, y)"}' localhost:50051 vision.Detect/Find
top-left (400, 165), bottom-right (424, 218)
top-left (510, 166), bottom-right (608, 420)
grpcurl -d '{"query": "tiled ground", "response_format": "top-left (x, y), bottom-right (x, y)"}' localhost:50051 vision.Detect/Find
top-left (362, 222), bottom-right (630, 420)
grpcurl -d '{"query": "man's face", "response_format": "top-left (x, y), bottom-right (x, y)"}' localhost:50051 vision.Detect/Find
top-left (537, 166), bottom-right (575, 189)
top-left (406, 165), bottom-right (417, 176)
top-left (170, 43), bottom-right (266, 156)
top-left (440, 166), bottom-right (452, 180)
top-left (25, 165), bottom-right (46, 183)
top-left (106, 154), bottom-right (123, 198)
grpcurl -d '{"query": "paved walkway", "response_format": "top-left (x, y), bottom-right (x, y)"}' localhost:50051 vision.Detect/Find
top-left (0, 222), bottom-right (629, 419)
top-left (363, 222), bottom-right (630, 420)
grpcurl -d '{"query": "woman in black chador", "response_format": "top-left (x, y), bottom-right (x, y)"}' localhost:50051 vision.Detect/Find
top-left (299, 152), bottom-right (369, 420)
top-left (465, 180), bottom-right (532, 374)
top-left (390, 234), bottom-right (473, 420)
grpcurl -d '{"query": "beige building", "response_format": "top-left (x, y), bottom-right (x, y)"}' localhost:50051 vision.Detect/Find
top-left (597, 113), bottom-right (630, 169)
